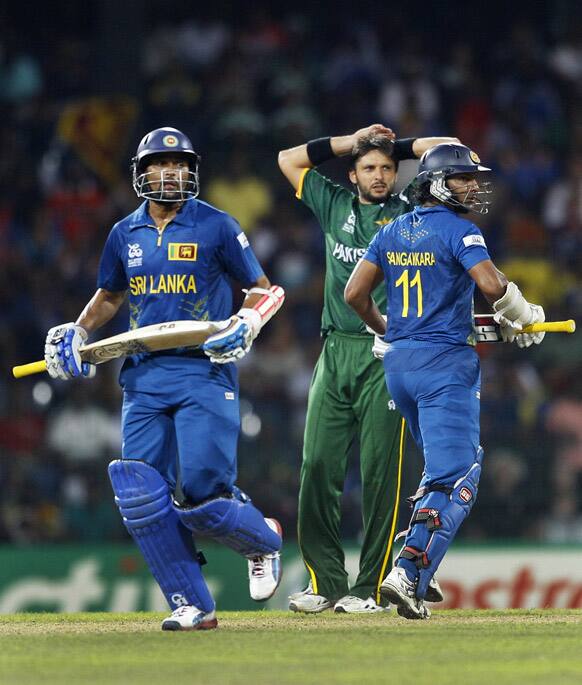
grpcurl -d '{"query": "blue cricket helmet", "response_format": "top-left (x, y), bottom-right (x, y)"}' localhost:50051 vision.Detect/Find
top-left (132, 127), bottom-right (200, 202)
top-left (417, 143), bottom-right (490, 180)
top-left (416, 143), bottom-right (492, 214)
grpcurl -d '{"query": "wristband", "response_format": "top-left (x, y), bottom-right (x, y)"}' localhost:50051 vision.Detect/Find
top-left (393, 138), bottom-right (417, 161)
top-left (306, 137), bottom-right (335, 166)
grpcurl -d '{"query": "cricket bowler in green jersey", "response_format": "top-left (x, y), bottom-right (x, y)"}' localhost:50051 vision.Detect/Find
top-left (278, 124), bottom-right (459, 613)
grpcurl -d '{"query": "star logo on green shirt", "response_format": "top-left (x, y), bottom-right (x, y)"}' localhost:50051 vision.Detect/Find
top-left (374, 217), bottom-right (393, 226)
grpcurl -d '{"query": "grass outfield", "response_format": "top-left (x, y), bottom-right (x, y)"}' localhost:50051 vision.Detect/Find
top-left (1, 610), bottom-right (581, 685)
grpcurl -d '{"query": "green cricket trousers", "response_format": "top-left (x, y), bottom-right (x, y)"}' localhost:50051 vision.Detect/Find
top-left (298, 330), bottom-right (406, 604)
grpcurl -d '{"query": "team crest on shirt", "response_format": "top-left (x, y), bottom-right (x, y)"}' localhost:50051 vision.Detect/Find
top-left (168, 243), bottom-right (198, 261)
top-left (128, 243), bottom-right (143, 268)
top-left (375, 217), bottom-right (393, 227)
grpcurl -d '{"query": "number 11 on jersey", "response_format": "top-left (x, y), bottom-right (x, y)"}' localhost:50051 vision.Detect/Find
top-left (395, 269), bottom-right (423, 318)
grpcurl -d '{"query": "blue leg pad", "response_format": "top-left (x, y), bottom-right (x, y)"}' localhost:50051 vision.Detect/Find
top-left (175, 495), bottom-right (281, 558)
top-left (398, 459), bottom-right (482, 600)
top-left (108, 459), bottom-right (214, 612)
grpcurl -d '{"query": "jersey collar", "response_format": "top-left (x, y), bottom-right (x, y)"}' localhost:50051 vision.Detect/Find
top-left (127, 199), bottom-right (198, 230)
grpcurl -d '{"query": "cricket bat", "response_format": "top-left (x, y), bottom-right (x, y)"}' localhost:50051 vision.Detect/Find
top-left (12, 284), bottom-right (286, 379)
top-left (473, 314), bottom-right (575, 343)
top-left (12, 319), bottom-right (228, 379)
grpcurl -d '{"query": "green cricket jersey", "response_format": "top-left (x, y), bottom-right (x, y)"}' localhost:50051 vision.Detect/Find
top-left (297, 168), bottom-right (412, 334)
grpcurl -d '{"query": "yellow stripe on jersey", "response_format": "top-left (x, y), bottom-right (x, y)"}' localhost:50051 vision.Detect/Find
top-left (375, 417), bottom-right (406, 605)
top-left (295, 168), bottom-right (311, 200)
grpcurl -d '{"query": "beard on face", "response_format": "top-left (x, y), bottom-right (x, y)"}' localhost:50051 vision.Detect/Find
top-left (358, 183), bottom-right (391, 204)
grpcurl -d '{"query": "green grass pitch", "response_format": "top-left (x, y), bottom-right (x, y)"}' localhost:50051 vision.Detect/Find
top-left (1, 610), bottom-right (581, 685)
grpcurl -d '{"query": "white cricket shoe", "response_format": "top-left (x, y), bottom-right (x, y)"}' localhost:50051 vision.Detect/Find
top-left (161, 605), bottom-right (218, 631)
top-left (288, 581), bottom-right (332, 613)
top-left (426, 575), bottom-right (445, 603)
top-left (248, 518), bottom-right (283, 601)
top-left (334, 595), bottom-right (387, 613)
top-left (380, 567), bottom-right (431, 620)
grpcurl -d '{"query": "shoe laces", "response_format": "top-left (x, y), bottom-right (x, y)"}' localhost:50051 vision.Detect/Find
top-left (250, 556), bottom-right (266, 578)
top-left (171, 605), bottom-right (194, 618)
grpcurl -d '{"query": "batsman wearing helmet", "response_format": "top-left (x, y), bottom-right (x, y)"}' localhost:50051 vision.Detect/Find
top-left (278, 125), bottom-right (458, 613)
top-left (345, 143), bottom-right (545, 619)
top-left (44, 127), bottom-right (286, 631)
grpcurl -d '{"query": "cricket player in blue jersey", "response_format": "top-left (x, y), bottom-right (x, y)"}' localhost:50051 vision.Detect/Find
top-left (43, 127), bottom-right (285, 631)
top-left (345, 143), bottom-right (545, 619)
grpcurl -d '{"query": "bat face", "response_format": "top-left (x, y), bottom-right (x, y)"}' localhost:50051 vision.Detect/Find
top-left (79, 320), bottom-right (227, 364)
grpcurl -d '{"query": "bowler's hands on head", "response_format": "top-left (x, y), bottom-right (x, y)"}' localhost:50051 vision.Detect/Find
top-left (44, 323), bottom-right (96, 380)
top-left (353, 124), bottom-right (395, 144)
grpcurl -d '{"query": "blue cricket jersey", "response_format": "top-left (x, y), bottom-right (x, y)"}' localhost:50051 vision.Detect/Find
top-left (364, 205), bottom-right (490, 345)
top-left (98, 199), bottom-right (264, 329)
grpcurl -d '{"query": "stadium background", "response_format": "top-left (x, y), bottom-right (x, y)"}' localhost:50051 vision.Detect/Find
top-left (0, 1), bottom-right (581, 610)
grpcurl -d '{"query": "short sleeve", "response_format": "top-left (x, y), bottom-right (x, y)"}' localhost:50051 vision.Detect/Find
top-left (297, 169), bottom-right (352, 233)
top-left (452, 224), bottom-right (491, 272)
top-left (218, 215), bottom-right (265, 285)
top-left (363, 229), bottom-right (383, 266)
top-left (97, 226), bottom-right (128, 292)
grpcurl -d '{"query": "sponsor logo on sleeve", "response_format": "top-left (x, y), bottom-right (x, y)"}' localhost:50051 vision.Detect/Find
top-left (237, 232), bottom-right (250, 248)
top-left (168, 243), bottom-right (198, 261)
top-left (462, 234), bottom-right (486, 248)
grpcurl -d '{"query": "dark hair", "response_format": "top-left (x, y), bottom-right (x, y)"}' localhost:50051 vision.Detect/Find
top-left (349, 135), bottom-right (397, 170)
top-left (410, 180), bottom-right (434, 206)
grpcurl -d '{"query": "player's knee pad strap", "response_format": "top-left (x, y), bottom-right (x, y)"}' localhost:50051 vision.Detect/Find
top-left (399, 460), bottom-right (482, 599)
top-left (175, 495), bottom-right (281, 558)
top-left (108, 459), bottom-right (213, 611)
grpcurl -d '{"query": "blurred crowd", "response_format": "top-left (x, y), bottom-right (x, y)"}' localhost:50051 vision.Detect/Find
top-left (1, 3), bottom-right (581, 545)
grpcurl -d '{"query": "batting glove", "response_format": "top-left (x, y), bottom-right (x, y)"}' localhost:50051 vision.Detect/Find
top-left (202, 311), bottom-right (260, 364)
top-left (365, 316), bottom-right (388, 360)
top-left (44, 323), bottom-right (96, 380)
top-left (515, 304), bottom-right (546, 348)
top-left (494, 304), bottom-right (545, 347)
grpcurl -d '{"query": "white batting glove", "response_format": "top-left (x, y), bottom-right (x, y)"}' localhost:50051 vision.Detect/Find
top-left (44, 323), bottom-right (96, 380)
top-left (492, 282), bottom-right (546, 347)
top-left (202, 310), bottom-right (261, 364)
top-left (365, 316), bottom-right (388, 360)
top-left (371, 336), bottom-right (389, 360)
top-left (515, 304), bottom-right (545, 348)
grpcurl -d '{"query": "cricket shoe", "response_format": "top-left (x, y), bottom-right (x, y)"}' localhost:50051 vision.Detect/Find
top-left (161, 605), bottom-right (218, 631)
top-left (334, 595), bottom-right (387, 613)
top-left (248, 518), bottom-right (283, 601)
top-left (288, 581), bottom-right (332, 613)
top-left (380, 567), bottom-right (431, 620)
top-left (426, 575), bottom-right (445, 603)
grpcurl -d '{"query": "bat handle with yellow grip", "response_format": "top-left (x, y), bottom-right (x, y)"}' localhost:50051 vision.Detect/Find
top-left (520, 320), bottom-right (576, 334)
top-left (12, 360), bottom-right (47, 378)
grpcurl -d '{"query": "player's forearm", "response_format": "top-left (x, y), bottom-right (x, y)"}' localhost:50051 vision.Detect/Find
top-left (240, 275), bottom-right (272, 310)
top-left (278, 135), bottom-right (356, 190)
top-left (278, 135), bottom-right (354, 170)
top-left (76, 288), bottom-right (126, 334)
top-left (412, 137), bottom-right (461, 158)
top-left (345, 292), bottom-right (386, 335)
top-left (468, 260), bottom-right (508, 304)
